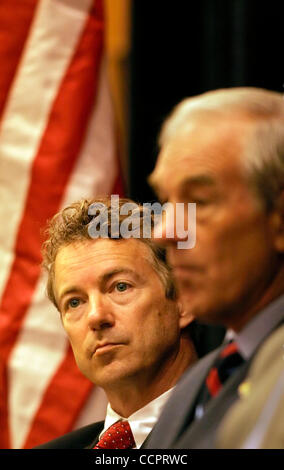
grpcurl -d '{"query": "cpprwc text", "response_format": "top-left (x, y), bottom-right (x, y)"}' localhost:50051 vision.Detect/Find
top-left (94, 454), bottom-right (189, 467)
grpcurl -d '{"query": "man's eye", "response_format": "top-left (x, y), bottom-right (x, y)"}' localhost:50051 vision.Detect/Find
top-left (67, 298), bottom-right (81, 308)
top-left (115, 282), bottom-right (129, 293)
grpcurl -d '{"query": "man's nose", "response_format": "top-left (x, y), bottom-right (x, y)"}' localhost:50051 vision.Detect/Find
top-left (152, 203), bottom-right (183, 244)
top-left (153, 202), bottom-right (196, 250)
top-left (153, 203), bottom-right (175, 245)
top-left (86, 294), bottom-right (115, 330)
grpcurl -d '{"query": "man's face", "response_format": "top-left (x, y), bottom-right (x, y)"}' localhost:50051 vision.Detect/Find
top-left (54, 238), bottom-right (182, 389)
top-left (151, 117), bottom-right (281, 329)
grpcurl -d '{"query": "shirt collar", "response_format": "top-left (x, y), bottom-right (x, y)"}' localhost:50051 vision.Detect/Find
top-left (228, 294), bottom-right (284, 359)
top-left (101, 388), bottom-right (173, 448)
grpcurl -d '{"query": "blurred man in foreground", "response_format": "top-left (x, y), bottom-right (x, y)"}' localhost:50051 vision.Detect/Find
top-left (37, 197), bottom-right (197, 448)
top-left (146, 87), bottom-right (284, 448)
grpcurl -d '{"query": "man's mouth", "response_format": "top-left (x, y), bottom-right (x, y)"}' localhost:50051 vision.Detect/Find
top-left (94, 343), bottom-right (122, 356)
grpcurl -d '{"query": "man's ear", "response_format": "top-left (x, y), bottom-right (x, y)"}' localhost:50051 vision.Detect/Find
top-left (270, 191), bottom-right (284, 253)
top-left (178, 302), bottom-right (195, 329)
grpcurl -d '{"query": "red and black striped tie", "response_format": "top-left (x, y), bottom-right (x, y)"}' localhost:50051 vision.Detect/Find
top-left (195, 341), bottom-right (244, 419)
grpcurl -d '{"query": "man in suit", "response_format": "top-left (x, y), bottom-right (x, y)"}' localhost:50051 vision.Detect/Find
top-left (145, 87), bottom-right (284, 448)
top-left (37, 197), bottom-right (197, 448)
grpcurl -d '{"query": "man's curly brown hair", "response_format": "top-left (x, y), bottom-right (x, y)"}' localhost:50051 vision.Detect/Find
top-left (42, 197), bottom-right (177, 309)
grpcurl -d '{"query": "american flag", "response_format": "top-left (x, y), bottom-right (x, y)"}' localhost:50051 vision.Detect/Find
top-left (0, 0), bottom-right (123, 448)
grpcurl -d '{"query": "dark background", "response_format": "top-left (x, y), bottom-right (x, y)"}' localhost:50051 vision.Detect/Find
top-left (127, 0), bottom-right (283, 356)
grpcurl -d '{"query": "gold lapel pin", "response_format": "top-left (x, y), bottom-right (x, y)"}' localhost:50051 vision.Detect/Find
top-left (238, 381), bottom-right (251, 398)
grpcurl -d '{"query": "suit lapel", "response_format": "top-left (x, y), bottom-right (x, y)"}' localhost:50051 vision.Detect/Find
top-left (85, 422), bottom-right (105, 449)
top-left (174, 359), bottom-right (252, 448)
top-left (175, 320), bottom-right (284, 449)
top-left (175, 347), bottom-right (223, 431)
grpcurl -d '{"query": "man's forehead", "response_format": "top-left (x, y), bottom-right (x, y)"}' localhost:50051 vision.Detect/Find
top-left (54, 239), bottom-right (157, 286)
top-left (55, 237), bottom-right (150, 264)
top-left (150, 171), bottom-right (217, 199)
top-left (150, 120), bottom-right (249, 196)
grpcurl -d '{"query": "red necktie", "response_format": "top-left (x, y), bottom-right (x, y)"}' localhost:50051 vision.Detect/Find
top-left (94, 420), bottom-right (136, 449)
top-left (206, 341), bottom-right (244, 397)
top-left (195, 341), bottom-right (244, 418)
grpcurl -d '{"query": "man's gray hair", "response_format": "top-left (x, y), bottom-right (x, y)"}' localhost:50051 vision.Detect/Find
top-left (159, 87), bottom-right (284, 210)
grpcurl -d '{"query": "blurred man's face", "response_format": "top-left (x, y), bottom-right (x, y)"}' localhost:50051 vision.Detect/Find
top-left (151, 117), bottom-right (281, 330)
top-left (54, 238), bottom-right (183, 390)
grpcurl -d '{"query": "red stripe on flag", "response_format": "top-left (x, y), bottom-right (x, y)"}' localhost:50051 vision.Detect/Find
top-left (23, 345), bottom-right (93, 448)
top-left (112, 170), bottom-right (125, 196)
top-left (0, 0), bottom-right (104, 448)
top-left (0, 0), bottom-right (38, 120)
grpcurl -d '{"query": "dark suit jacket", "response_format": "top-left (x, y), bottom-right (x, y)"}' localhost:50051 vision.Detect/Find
top-left (145, 320), bottom-right (284, 449)
top-left (35, 421), bottom-right (105, 449)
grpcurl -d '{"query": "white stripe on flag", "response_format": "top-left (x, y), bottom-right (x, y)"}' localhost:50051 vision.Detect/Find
top-left (61, 56), bottom-right (118, 205)
top-left (0, 0), bottom-right (93, 299)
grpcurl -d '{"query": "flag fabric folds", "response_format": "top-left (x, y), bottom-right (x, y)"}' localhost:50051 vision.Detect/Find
top-left (0, 0), bottom-right (123, 449)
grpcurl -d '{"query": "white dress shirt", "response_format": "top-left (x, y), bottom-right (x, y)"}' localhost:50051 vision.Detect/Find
top-left (99, 388), bottom-right (173, 448)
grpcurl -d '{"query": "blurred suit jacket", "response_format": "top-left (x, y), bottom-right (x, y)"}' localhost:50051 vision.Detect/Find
top-left (144, 319), bottom-right (283, 449)
top-left (216, 324), bottom-right (284, 449)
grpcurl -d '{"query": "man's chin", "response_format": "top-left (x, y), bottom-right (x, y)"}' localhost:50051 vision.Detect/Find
top-left (86, 362), bottom-right (137, 388)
